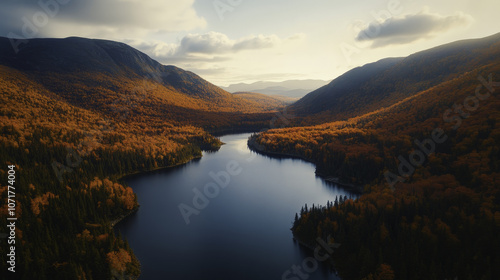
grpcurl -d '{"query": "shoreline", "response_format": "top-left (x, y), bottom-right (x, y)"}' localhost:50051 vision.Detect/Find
top-left (109, 154), bottom-right (206, 279)
top-left (292, 232), bottom-right (316, 250)
top-left (317, 174), bottom-right (364, 194)
top-left (292, 232), bottom-right (340, 278)
top-left (112, 154), bottom-right (205, 226)
top-left (110, 207), bottom-right (139, 228)
top-left (247, 136), bottom-right (364, 194)
top-left (110, 153), bottom-right (207, 280)
top-left (117, 154), bottom-right (203, 182)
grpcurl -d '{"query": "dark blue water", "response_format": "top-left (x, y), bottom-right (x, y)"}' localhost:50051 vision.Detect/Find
top-left (116, 133), bottom-right (356, 280)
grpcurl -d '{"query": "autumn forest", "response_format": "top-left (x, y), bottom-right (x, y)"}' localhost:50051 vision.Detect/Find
top-left (1, 31), bottom-right (500, 280)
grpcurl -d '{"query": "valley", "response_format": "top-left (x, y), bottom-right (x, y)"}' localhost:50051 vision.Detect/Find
top-left (1, 32), bottom-right (499, 280)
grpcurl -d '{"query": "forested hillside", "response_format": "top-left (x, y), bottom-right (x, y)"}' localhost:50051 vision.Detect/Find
top-left (250, 34), bottom-right (500, 279)
top-left (232, 92), bottom-right (295, 107)
top-left (0, 37), bottom-right (282, 131)
top-left (0, 37), bottom-right (278, 279)
top-left (290, 32), bottom-right (500, 125)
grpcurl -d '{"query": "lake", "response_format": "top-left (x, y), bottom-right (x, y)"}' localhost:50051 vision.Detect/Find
top-left (116, 133), bottom-right (357, 280)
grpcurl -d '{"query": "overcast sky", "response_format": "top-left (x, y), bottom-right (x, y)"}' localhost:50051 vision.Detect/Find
top-left (1, 0), bottom-right (499, 86)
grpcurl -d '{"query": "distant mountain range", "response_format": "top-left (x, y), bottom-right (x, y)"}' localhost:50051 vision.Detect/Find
top-left (221, 79), bottom-right (329, 99)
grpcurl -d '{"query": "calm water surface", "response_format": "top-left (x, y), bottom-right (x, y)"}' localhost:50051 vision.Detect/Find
top-left (117, 133), bottom-right (357, 280)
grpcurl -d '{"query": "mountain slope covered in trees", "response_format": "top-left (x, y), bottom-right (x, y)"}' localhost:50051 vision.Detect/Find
top-left (291, 32), bottom-right (500, 124)
top-left (232, 91), bottom-right (295, 107)
top-left (0, 37), bottom-right (283, 119)
top-left (250, 33), bottom-right (500, 279)
top-left (0, 37), bottom-right (278, 280)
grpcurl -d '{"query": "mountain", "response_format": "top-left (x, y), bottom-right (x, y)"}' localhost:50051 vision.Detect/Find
top-left (232, 92), bottom-right (296, 107)
top-left (0, 37), bottom-right (281, 280)
top-left (221, 79), bottom-right (329, 98)
top-left (0, 37), bottom-right (283, 118)
top-left (291, 32), bottom-right (500, 122)
top-left (0, 36), bottom-right (224, 99)
top-left (249, 33), bottom-right (500, 279)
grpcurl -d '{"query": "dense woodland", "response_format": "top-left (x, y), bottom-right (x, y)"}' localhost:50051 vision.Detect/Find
top-left (0, 60), bottom-right (281, 279)
top-left (232, 91), bottom-right (296, 106)
top-left (251, 62), bottom-right (500, 278)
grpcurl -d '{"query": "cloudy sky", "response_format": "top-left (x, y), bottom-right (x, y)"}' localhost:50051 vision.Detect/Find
top-left (1, 0), bottom-right (499, 86)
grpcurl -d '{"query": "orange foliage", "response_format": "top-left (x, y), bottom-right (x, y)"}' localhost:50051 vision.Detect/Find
top-left (31, 192), bottom-right (58, 216)
top-left (107, 249), bottom-right (132, 273)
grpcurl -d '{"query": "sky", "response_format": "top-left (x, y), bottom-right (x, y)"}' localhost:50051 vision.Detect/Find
top-left (1, 0), bottom-right (499, 86)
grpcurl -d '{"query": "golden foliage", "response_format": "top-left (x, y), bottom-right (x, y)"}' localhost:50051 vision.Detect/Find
top-left (106, 249), bottom-right (132, 273)
top-left (31, 192), bottom-right (58, 216)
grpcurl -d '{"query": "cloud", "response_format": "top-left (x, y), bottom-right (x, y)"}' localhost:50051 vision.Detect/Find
top-left (233, 34), bottom-right (279, 51)
top-left (179, 32), bottom-right (280, 54)
top-left (0, 0), bottom-right (206, 39)
top-left (178, 32), bottom-right (234, 54)
top-left (128, 32), bottom-right (284, 65)
top-left (355, 10), bottom-right (473, 48)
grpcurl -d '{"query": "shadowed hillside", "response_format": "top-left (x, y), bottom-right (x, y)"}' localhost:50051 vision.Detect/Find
top-left (250, 33), bottom-right (500, 280)
top-left (0, 37), bottom-right (283, 117)
top-left (291, 32), bottom-right (500, 124)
